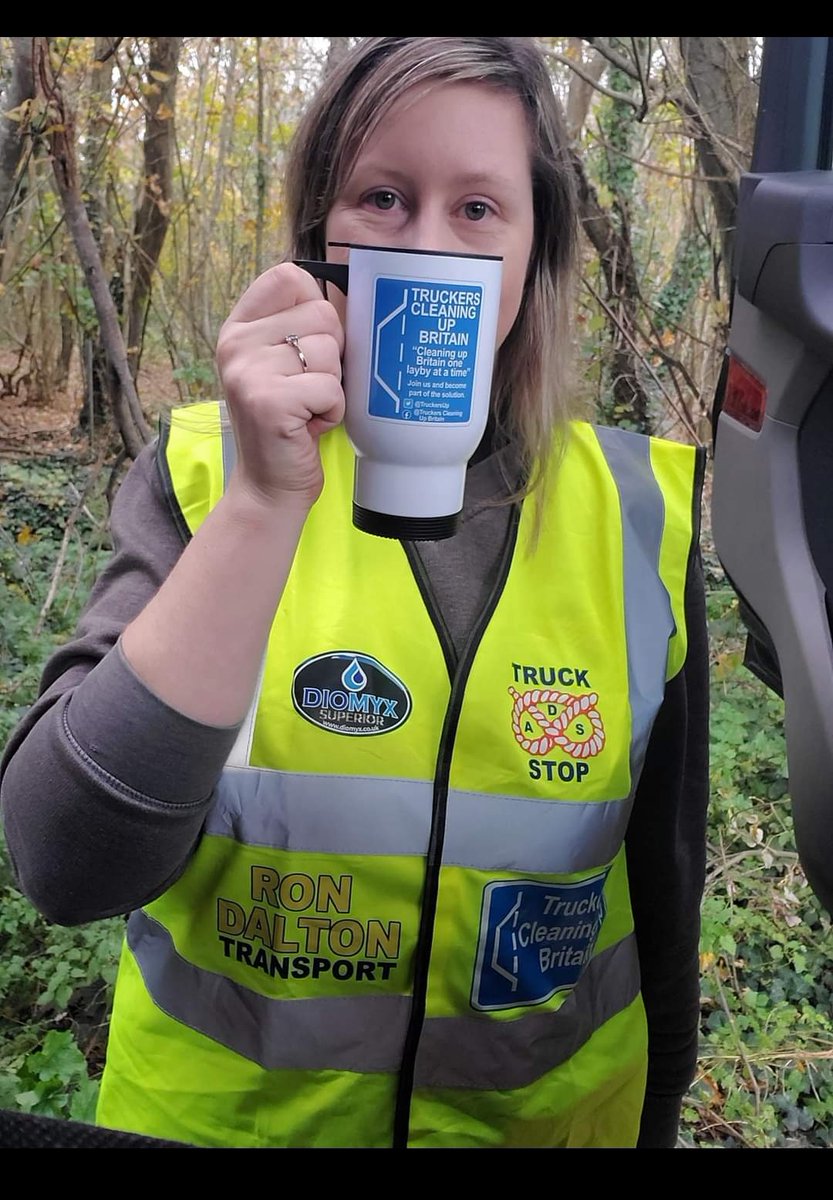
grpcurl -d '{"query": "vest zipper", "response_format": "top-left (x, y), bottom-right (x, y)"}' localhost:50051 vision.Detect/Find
top-left (393, 504), bottom-right (522, 1148)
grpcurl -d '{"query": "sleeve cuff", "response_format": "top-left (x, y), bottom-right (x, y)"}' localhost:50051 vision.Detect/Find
top-left (65, 639), bottom-right (243, 806)
top-left (636, 1091), bottom-right (683, 1148)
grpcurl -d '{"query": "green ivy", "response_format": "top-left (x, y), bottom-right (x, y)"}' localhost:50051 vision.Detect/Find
top-left (0, 458), bottom-right (111, 746)
top-left (172, 355), bottom-right (217, 401)
top-left (0, 457), bottom-right (125, 1125)
top-left (681, 583), bottom-right (833, 1147)
top-left (655, 232), bottom-right (712, 333)
top-left (0, 1031), bottom-right (100, 1123)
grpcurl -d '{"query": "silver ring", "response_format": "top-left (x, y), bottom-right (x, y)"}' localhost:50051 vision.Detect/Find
top-left (283, 333), bottom-right (309, 373)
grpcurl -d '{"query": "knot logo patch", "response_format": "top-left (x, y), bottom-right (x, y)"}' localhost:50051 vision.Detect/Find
top-left (509, 687), bottom-right (605, 758)
top-left (471, 875), bottom-right (608, 1012)
top-left (509, 665), bottom-right (606, 785)
top-left (292, 651), bottom-right (411, 737)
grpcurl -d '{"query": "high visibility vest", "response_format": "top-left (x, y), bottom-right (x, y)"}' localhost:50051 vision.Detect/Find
top-left (96, 403), bottom-right (703, 1148)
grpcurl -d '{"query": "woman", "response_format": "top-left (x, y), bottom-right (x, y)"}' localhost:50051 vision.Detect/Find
top-left (0, 37), bottom-right (708, 1148)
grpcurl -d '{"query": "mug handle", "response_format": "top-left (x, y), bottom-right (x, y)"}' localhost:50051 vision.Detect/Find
top-left (294, 260), bottom-right (349, 295)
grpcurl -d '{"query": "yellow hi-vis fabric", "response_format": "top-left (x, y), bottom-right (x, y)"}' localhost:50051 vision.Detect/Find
top-left (96, 403), bottom-right (702, 1148)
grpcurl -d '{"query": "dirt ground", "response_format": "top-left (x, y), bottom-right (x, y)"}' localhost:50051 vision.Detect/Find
top-left (0, 350), bottom-right (177, 458)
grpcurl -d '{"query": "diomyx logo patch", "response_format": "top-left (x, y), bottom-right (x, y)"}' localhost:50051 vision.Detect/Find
top-left (292, 651), bottom-right (411, 737)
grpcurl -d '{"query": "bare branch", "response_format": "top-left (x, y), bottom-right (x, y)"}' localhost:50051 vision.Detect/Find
top-left (92, 36), bottom-right (124, 66)
top-left (544, 48), bottom-right (642, 109)
top-left (106, 448), bottom-right (128, 512)
top-left (586, 127), bottom-right (731, 183)
top-left (582, 274), bottom-right (702, 444)
top-left (579, 36), bottom-right (642, 82)
top-left (630, 36), bottom-right (650, 121)
top-left (34, 456), bottom-right (106, 636)
top-left (637, 319), bottom-right (701, 399)
top-left (668, 87), bottom-right (750, 176)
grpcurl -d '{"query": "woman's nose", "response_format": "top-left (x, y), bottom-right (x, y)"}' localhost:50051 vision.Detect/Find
top-left (405, 208), bottom-right (459, 254)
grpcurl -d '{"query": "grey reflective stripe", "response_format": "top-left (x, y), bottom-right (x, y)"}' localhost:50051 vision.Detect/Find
top-left (128, 908), bottom-right (636, 1084)
top-left (204, 765), bottom-right (433, 856)
top-left (128, 909), bottom-right (409, 1073)
top-left (444, 788), bottom-right (628, 873)
top-left (205, 769), bottom-right (629, 872)
top-left (220, 412), bottom-right (236, 485)
top-left (219, 415), bottom-right (265, 768)
top-left (414, 934), bottom-right (640, 1091)
top-left (594, 426), bottom-right (675, 780)
top-left (206, 768), bottom-right (625, 871)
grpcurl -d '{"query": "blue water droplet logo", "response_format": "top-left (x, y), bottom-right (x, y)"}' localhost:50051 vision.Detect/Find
top-left (342, 657), bottom-right (368, 692)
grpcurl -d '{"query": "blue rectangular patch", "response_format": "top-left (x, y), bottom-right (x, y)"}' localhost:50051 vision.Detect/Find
top-left (368, 277), bottom-right (481, 424)
top-left (471, 874), bottom-right (608, 1012)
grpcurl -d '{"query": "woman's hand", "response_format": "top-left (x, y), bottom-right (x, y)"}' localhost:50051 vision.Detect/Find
top-left (216, 262), bottom-right (345, 511)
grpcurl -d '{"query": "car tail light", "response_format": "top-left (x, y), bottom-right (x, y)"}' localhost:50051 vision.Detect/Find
top-left (722, 355), bottom-right (767, 432)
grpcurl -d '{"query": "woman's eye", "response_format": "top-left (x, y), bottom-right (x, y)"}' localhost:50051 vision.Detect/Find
top-left (369, 191), bottom-right (398, 211)
top-left (463, 201), bottom-right (490, 221)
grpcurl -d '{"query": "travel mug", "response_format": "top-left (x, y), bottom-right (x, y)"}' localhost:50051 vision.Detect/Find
top-left (297, 242), bottom-right (503, 540)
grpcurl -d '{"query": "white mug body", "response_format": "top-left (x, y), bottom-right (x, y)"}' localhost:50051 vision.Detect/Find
top-left (337, 242), bottom-right (503, 539)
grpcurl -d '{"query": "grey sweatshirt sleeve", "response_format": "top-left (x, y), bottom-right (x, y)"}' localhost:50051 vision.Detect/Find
top-left (0, 442), bottom-right (242, 926)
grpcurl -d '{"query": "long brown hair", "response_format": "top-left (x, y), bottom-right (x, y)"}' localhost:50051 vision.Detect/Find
top-left (284, 36), bottom-right (579, 497)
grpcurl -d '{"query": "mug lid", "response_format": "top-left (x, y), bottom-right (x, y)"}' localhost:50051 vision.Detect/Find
top-left (328, 241), bottom-right (502, 262)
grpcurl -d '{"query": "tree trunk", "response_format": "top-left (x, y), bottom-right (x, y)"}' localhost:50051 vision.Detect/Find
top-left (192, 39), bottom-right (237, 362)
top-left (34, 37), bottom-right (150, 459)
top-left (0, 36), bottom-right (35, 250)
top-left (572, 148), bottom-right (651, 431)
top-left (564, 39), bottom-right (605, 141)
top-left (79, 35), bottom-right (118, 433)
top-left (57, 308), bottom-right (74, 388)
top-left (255, 36), bottom-right (266, 278)
top-left (679, 37), bottom-right (756, 299)
top-left (324, 37), bottom-right (351, 78)
top-left (126, 36), bottom-right (182, 382)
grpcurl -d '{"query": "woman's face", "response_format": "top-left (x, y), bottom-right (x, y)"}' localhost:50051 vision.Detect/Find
top-left (325, 81), bottom-right (535, 348)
